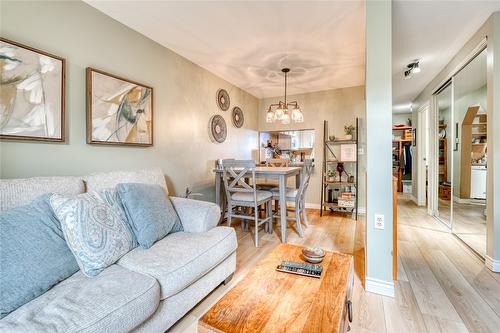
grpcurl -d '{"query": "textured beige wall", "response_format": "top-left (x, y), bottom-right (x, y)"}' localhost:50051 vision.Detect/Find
top-left (0, 0), bottom-right (259, 201)
top-left (258, 86), bottom-right (365, 206)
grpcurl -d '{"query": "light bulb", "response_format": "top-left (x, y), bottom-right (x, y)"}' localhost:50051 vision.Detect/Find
top-left (266, 108), bottom-right (275, 123)
top-left (291, 106), bottom-right (301, 122)
top-left (275, 107), bottom-right (284, 120)
top-left (281, 110), bottom-right (290, 124)
top-left (294, 109), bottom-right (304, 123)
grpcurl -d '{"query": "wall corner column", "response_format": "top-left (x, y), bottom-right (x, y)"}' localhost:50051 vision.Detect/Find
top-left (486, 12), bottom-right (500, 272)
top-left (365, 0), bottom-right (395, 296)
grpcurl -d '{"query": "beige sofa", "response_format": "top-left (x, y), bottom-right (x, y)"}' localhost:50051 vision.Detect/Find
top-left (0, 168), bottom-right (237, 333)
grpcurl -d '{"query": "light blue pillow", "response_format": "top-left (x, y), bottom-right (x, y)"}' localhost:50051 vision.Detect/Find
top-left (117, 183), bottom-right (183, 249)
top-left (0, 194), bottom-right (80, 319)
top-left (50, 189), bottom-right (135, 277)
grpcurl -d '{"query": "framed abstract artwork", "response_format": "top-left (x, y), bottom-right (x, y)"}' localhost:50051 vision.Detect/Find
top-left (86, 67), bottom-right (153, 146)
top-left (0, 38), bottom-right (65, 142)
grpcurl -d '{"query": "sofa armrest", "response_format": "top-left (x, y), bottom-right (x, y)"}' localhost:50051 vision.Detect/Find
top-left (170, 196), bottom-right (220, 233)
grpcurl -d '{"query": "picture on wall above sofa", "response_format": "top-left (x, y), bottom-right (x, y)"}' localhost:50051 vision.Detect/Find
top-left (86, 67), bottom-right (153, 146)
top-left (0, 38), bottom-right (65, 142)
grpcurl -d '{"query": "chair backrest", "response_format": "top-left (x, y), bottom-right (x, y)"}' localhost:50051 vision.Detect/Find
top-left (298, 159), bottom-right (313, 202)
top-left (265, 158), bottom-right (289, 167)
top-left (221, 160), bottom-right (257, 196)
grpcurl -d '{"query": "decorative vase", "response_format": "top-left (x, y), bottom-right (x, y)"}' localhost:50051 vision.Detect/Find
top-left (336, 163), bottom-right (345, 182)
top-left (345, 134), bottom-right (352, 140)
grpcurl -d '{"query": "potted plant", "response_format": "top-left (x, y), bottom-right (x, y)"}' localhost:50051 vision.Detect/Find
top-left (344, 124), bottom-right (355, 140)
top-left (327, 169), bottom-right (335, 182)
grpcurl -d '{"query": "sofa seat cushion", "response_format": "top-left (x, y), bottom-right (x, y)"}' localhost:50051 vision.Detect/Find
top-left (118, 226), bottom-right (237, 300)
top-left (0, 265), bottom-right (160, 333)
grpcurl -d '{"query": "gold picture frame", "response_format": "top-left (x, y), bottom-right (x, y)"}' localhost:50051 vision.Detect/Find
top-left (0, 38), bottom-right (65, 142)
top-left (86, 67), bottom-right (153, 146)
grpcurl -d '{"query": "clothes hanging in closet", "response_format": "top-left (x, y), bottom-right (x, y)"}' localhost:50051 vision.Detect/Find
top-left (403, 144), bottom-right (412, 175)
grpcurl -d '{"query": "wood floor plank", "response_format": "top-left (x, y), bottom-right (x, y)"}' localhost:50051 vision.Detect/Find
top-left (422, 314), bottom-right (469, 333)
top-left (351, 276), bottom-right (387, 333)
top-left (398, 240), bottom-right (463, 322)
top-left (427, 229), bottom-right (500, 317)
top-left (421, 249), bottom-right (500, 333)
top-left (382, 281), bottom-right (427, 333)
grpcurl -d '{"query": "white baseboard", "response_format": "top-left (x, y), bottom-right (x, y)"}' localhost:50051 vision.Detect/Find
top-left (453, 195), bottom-right (486, 205)
top-left (365, 277), bottom-right (395, 297)
top-left (485, 255), bottom-right (500, 272)
top-left (305, 203), bottom-right (322, 209)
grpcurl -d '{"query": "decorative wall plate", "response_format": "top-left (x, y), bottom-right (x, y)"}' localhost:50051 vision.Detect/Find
top-left (216, 89), bottom-right (230, 111)
top-left (231, 107), bottom-right (244, 128)
top-left (209, 115), bottom-right (227, 143)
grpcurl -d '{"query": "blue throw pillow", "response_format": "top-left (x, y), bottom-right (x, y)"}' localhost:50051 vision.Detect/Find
top-left (0, 194), bottom-right (80, 319)
top-left (117, 183), bottom-right (183, 249)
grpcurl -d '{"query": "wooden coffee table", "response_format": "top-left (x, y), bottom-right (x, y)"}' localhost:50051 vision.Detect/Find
top-left (199, 244), bottom-right (354, 333)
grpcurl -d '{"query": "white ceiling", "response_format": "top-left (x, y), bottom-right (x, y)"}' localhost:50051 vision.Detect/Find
top-left (392, 0), bottom-right (500, 114)
top-left (84, 0), bottom-right (365, 99)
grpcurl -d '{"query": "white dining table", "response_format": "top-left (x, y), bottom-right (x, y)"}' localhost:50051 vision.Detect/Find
top-left (213, 166), bottom-right (302, 243)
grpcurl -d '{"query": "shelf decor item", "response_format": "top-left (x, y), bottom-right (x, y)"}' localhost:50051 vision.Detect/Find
top-left (231, 106), bottom-right (244, 128)
top-left (0, 38), bottom-right (65, 142)
top-left (86, 68), bottom-right (153, 146)
top-left (216, 88), bottom-right (230, 111)
top-left (209, 114), bottom-right (227, 143)
top-left (344, 124), bottom-right (355, 140)
top-left (340, 144), bottom-right (357, 162)
top-left (336, 162), bottom-right (345, 180)
top-left (327, 169), bottom-right (335, 182)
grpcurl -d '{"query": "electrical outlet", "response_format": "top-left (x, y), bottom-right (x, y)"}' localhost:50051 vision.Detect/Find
top-left (374, 214), bottom-right (385, 229)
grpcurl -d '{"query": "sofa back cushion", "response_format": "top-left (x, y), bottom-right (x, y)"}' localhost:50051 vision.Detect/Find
top-left (84, 168), bottom-right (168, 194)
top-left (117, 183), bottom-right (183, 249)
top-left (0, 176), bottom-right (85, 212)
top-left (50, 190), bottom-right (136, 277)
top-left (0, 194), bottom-right (80, 319)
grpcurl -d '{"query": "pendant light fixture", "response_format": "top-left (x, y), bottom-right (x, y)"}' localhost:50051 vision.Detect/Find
top-left (266, 68), bottom-right (304, 124)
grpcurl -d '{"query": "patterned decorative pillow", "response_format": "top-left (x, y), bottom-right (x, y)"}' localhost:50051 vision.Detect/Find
top-left (50, 190), bottom-right (135, 277)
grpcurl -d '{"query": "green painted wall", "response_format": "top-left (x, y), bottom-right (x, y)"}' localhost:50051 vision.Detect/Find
top-left (0, 0), bottom-right (260, 201)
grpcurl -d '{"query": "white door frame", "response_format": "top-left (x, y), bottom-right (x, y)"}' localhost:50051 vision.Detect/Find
top-left (417, 102), bottom-right (430, 207)
top-left (429, 95), bottom-right (438, 217)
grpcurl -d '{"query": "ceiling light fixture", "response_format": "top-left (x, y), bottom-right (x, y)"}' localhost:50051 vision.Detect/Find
top-left (266, 68), bottom-right (303, 124)
top-left (404, 60), bottom-right (421, 79)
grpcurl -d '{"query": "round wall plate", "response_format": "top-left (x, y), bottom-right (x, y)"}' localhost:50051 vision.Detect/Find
top-left (232, 106), bottom-right (244, 128)
top-left (209, 115), bottom-right (227, 143)
top-left (216, 89), bottom-right (230, 111)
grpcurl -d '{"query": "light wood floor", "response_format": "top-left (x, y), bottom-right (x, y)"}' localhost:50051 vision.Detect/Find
top-left (169, 198), bottom-right (500, 333)
top-left (436, 198), bottom-right (486, 257)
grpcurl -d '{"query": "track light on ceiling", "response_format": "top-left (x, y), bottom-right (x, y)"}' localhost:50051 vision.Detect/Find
top-left (404, 60), bottom-right (421, 79)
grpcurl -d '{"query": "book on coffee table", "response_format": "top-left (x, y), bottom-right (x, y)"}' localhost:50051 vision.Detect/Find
top-left (276, 260), bottom-right (323, 278)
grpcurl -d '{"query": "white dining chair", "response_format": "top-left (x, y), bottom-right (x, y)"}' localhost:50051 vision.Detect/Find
top-left (221, 160), bottom-right (273, 247)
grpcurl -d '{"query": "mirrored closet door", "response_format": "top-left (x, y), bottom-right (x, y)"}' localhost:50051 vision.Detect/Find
top-left (451, 48), bottom-right (487, 257)
top-left (435, 82), bottom-right (453, 227)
